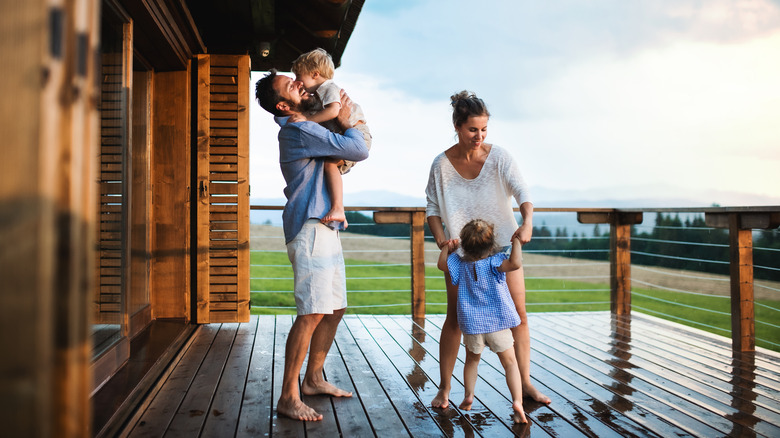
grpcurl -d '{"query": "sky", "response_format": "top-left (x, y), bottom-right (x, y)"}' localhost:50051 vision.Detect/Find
top-left (249, 0), bottom-right (780, 207)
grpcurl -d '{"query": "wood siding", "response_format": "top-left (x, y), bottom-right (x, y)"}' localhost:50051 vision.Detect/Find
top-left (194, 54), bottom-right (250, 323)
top-left (0, 0), bottom-right (100, 436)
top-left (151, 69), bottom-right (191, 319)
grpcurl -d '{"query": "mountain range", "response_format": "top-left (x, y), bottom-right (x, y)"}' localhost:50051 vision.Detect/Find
top-left (250, 186), bottom-right (779, 227)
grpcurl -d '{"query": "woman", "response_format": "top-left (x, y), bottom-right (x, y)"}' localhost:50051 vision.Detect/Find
top-left (426, 90), bottom-right (550, 408)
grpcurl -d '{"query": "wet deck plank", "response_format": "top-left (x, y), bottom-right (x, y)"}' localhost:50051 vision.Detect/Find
top-left (120, 312), bottom-right (780, 437)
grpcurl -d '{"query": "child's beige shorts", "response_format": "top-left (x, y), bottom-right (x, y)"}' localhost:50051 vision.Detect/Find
top-left (463, 328), bottom-right (514, 355)
top-left (286, 219), bottom-right (347, 315)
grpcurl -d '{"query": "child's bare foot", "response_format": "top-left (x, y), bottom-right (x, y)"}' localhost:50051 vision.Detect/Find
top-left (512, 401), bottom-right (527, 423)
top-left (458, 395), bottom-right (474, 411)
top-left (301, 380), bottom-right (353, 398)
top-left (431, 388), bottom-right (450, 409)
top-left (277, 397), bottom-right (323, 421)
top-left (523, 383), bottom-right (551, 404)
top-left (322, 207), bottom-right (347, 228)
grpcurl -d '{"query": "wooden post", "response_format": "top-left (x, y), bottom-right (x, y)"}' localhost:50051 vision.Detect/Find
top-left (410, 211), bottom-right (427, 319)
top-left (374, 209), bottom-right (427, 319)
top-left (610, 214), bottom-right (633, 316)
top-left (577, 211), bottom-right (641, 316)
top-left (729, 214), bottom-right (755, 353)
top-left (705, 211), bottom-right (780, 353)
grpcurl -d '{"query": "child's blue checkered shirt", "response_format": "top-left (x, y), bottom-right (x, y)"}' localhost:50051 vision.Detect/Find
top-left (448, 252), bottom-right (522, 335)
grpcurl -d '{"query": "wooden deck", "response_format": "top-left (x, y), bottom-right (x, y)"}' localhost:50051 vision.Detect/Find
top-left (118, 312), bottom-right (780, 437)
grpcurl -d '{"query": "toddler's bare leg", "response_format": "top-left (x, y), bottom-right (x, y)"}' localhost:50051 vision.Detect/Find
top-left (459, 349), bottom-right (480, 410)
top-left (322, 160), bottom-right (347, 227)
top-left (497, 348), bottom-right (527, 423)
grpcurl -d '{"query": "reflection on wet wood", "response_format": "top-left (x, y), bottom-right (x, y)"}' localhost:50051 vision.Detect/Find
top-left (120, 312), bottom-right (780, 437)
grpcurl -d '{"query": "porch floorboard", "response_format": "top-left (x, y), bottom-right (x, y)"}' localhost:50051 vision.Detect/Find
top-left (120, 312), bottom-right (780, 437)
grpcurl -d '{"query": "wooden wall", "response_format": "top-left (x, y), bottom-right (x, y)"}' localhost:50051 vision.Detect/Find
top-left (0, 0), bottom-right (99, 436)
top-left (151, 69), bottom-right (192, 319)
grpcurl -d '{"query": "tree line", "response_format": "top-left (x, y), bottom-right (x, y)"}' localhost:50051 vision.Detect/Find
top-left (345, 211), bottom-right (779, 282)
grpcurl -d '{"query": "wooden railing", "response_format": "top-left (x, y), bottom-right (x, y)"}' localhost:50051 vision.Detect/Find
top-left (251, 205), bottom-right (780, 354)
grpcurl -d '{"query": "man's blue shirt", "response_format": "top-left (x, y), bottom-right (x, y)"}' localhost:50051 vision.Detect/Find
top-left (276, 117), bottom-right (368, 243)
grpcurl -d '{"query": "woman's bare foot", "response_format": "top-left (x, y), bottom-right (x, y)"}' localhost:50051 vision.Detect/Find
top-left (523, 383), bottom-right (551, 404)
top-left (458, 395), bottom-right (474, 411)
top-left (322, 207), bottom-right (347, 228)
top-left (277, 397), bottom-right (322, 421)
top-left (301, 380), bottom-right (352, 398)
top-left (431, 388), bottom-right (450, 409)
top-left (512, 401), bottom-right (527, 423)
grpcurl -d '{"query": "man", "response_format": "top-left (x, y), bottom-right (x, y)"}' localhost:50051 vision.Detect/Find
top-left (254, 69), bottom-right (368, 421)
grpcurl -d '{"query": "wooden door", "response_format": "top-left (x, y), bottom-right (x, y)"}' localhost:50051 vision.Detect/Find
top-left (194, 54), bottom-right (250, 323)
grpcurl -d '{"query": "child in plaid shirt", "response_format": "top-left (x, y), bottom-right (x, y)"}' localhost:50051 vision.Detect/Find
top-left (437, 218), bottom-right (527, 423)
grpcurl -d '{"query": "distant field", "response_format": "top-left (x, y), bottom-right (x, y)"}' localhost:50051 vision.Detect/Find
top-left (249, 247), bottom-right (780, 352)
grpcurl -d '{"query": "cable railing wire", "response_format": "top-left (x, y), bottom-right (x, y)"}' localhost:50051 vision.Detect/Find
top-left (633, 304), bottom-right (731, 336)
top-left (632, 236), bottom-right (729, 249)
top-left (249, 208), bottom-right (780, 349)
top-left (631, 279), bottom-right (730, 298)
top-left (632, 265), bottom-right (730, 282)
top-left (631, 250), bottom-right (729, 266)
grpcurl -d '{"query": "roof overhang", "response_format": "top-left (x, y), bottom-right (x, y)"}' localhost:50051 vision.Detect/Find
top-left (184, 0), bottom-right (365, 71)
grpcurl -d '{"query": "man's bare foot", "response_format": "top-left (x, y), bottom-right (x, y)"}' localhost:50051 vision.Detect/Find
top-left (523, 383), bottom-right (551, 404)
top-left (431, 388), bottom-right (449, 409)
top-left (458, 395), bottom-right (474, 411)
top-left (277, 397), bottom-right (323, 421)
top-left (301, 380), bottom-right (352, 398)
top-left (322, 207), bottom-right (347, 228)
top-left (512, 401), bottom-right (527, 423)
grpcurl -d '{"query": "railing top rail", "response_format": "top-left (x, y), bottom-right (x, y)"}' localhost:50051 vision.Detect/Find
top-left (613, 206), bottom-right (780, 214)
top-left (250, 205), bottom-right (780, 214)
top-left (250, 205), bottom-right (427, 212)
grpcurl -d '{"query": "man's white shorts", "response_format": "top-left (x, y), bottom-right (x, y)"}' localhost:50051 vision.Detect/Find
top-left (286, 219), bottom-right (347, 315)
top-left (463, 328), bottom-right (515, 355)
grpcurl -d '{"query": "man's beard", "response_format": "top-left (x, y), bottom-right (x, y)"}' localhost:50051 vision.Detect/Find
top-left (294, 94), bottom-right (319, 113)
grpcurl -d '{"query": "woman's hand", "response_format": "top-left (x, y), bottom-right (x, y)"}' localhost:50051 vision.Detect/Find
top-left (438, 238), bottom-right (459, 253)
top-left (512, 223), bottom-right (532, 245)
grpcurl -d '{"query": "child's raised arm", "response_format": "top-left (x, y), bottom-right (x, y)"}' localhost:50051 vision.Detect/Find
top-left (437, 240), bottom-right (459, 272)
top-left (437, 242), bottom-right (450, 272)
top-left (306, 102), bottom-right (341, 124)
top-left (498, 236), bottom-right (523, 272)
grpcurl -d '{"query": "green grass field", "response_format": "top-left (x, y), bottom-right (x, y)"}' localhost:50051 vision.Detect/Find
top-left (250, 250), bottom-right (780, 351)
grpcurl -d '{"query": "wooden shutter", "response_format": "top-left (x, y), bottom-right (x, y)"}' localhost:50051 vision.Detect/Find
top-left (95, 50), bottom-right (129, 324)
top-left (194, 54), bottom-right (250, 323)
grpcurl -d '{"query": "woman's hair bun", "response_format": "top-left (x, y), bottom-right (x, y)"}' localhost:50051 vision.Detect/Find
top-left (450, 90), bottom-right (476, 108)
top-left (450, 90), bottom-right (489, 126)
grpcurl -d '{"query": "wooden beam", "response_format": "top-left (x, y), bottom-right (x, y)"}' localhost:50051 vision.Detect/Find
top-left (194, 55), bottom-right (210, 323)
top-left (236, 54), bottom-right (251, 323)
top-left (610, 213), bottom-right (637, 316)
top-left (577, 212), bottom-right (611, 224)
top-left (706, 212), bottom-right (780, 230)
top-left (411, 212), bottom-right (426, 319)
top-left (372, 210), bottom-right (427, 318)
top-left (729, 214), bottom-right (755, 353)
top-left (373, 211), bottom-right (411, 224)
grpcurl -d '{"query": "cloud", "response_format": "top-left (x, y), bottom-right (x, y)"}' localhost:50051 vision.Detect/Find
top-left (344, 0), bottom-right (780, 101)
top-left (251, 1), bottom-right (780, 205)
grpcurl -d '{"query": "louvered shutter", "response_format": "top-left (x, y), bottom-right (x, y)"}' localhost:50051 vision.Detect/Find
top-left (194, 54), bottom-right (250, 323)
top-left (95, 51), bottom-right (128, 324)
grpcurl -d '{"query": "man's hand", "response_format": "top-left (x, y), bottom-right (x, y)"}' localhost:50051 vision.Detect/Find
top-left (335, 89), bottom-right (354, 132)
